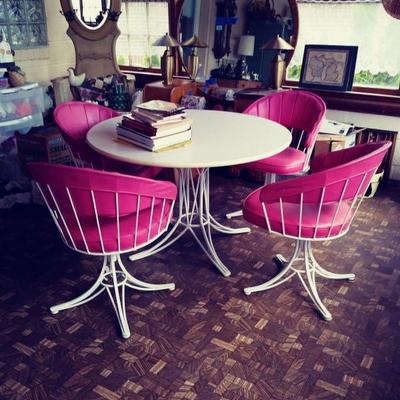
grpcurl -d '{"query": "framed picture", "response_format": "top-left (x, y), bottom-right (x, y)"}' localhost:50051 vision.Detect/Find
top-left (299, 45), bottom-right (358, 91)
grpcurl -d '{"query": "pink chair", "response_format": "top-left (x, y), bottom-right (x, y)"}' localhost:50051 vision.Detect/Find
top-left (226, 90), bottom-right (326, 219)
top-left (244, 90), bottom-right (326, 178)
top-left (29, 162), bottom-right (177, 338)
top-left (242, 142), bottom-right (391, 320)
top-left (54, 101), bottom-right (161, 179)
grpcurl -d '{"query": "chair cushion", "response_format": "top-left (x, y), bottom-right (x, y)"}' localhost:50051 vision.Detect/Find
top-left (245, 147), bottom-right (306, 175)
top-left (243, 187), bottom-right (353, 239)
top-left (67, 200), bottom-right (172, 253)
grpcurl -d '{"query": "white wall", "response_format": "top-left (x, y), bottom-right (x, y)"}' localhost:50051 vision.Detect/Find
top-left (14, 0), bottom-right (75, 85)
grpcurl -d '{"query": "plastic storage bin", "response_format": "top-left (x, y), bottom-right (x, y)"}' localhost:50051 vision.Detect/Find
top-left (0, 84), bottom-right (44, 142)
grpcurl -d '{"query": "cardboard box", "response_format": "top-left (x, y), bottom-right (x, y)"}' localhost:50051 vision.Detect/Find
top-left (314, 131), bottom-right (358, 157)
top-left (16, 124), bottom-right (72, 166)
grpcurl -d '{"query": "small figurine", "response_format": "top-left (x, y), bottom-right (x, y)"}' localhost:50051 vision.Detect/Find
top-left (0, 28), bottom-right (15, 66)
top-left (67, 67), bottom-right (86, 87)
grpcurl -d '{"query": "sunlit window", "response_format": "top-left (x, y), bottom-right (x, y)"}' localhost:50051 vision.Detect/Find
top-left (287, 0), bottom-right (400, 89)
top-left (116, 0), bottom-right (169, 69)
top-left (0, 0), bottom-right (47, 49)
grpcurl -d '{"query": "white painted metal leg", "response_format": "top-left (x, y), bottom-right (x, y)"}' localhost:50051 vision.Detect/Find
top-left (299, 242), bottom-right (332, 321)
top-left (50, 257), bottom-right (107, 315)
top-left (117, 255), bottom-right (175, 292)
top-left (243, 240), bottom-right (354, 320)
top-left (104, 255), bottom-right (131, 338)
top-left (129, 168), bottom-right (248, 276)
top-left (197, 169), bottom-right (232, 277)
top-left (308, 246), bottom-right (355, 281)
top-left (225, 209), bottom-right (243, 219)
top-left (244, 241), bottom-right (301, 295)
top-left (50, 254), bottom-right (175, 339)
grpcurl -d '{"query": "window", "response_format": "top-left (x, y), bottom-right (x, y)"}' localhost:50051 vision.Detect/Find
top-left (287, 0), bottom-right (400, 90)
top-left (0, 0), bottom-right (47, 49)
top-left (116, 0), bottom-right (169, 69)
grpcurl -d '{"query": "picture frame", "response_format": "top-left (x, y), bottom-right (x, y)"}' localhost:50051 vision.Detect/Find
top-left (299, 45), bottom-right (358, 91)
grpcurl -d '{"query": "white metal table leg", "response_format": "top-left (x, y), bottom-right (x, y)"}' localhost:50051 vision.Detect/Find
top-left (130, 168), bottom-right (249, 276)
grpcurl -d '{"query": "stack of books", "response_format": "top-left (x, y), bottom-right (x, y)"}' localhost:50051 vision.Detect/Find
top-left (116, 100), bottom-right (192, 152)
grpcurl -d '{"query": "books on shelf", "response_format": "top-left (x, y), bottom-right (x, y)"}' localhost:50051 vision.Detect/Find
top-left (116, 100), bottom-right (191, 152)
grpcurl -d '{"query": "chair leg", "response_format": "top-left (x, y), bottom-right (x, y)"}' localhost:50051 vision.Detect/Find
top-left (243, 240), bottom-right (355, 321)
top-left (226, 209), bottom-right (243, 219)
top-left (50, 254), bottom-right (175, 339)
top-left (117, 254), bottom-right (175, 292)
top-left (244, 241), bottom-right (301, 295)
top-left (308, 244), bottom-right (355, 281)
top-left (104, 255), bottom-right (130, 339)
top-left (50, 257), bottom-right (108, 315)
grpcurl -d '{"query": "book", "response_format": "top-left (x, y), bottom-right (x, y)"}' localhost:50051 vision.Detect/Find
top-left (121, 117), bottom-right (192, 137)
top-left (132, 108), bottom-right (187, 124)
top-left (136, 100), bottom-right (185, 115)
top-left (117, 135), bottom-right (192, 152)
top-left (116, 126), bottom-right (192, 151)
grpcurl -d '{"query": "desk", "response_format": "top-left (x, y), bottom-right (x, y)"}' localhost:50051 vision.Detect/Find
top-left (87, 110), bottom-right (291, 276)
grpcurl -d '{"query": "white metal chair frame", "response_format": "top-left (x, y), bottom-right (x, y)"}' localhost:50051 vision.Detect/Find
top-left (36, 181), bottom-right (176, 339)
top-left (244, 168), bottom-right (375, 321)
top-left (129, 168), bottom-right (250, 277)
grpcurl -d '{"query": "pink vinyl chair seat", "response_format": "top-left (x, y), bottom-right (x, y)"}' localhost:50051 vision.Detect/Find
top-left (244, 147), bottom-right (307, 175)
top-left (242, 90), bottom-right (326, 177)
top-left (54, 101), bottom-right (161, 178)
top-left (242, 142), bottom-right (392, 321)
top-left (29, 162), bottom-right (177, 339)
top-left (66, 200), bottom-right (173, 253)
top-left (243, 187), bottom-right (352, 239)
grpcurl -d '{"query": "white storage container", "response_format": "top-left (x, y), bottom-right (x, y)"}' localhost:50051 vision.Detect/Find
top-left (0, 84), bottom-right (44, 143)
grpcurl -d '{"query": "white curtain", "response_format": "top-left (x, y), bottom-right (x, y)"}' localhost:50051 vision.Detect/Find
top-left (117, 0), bottom-right (169, 68)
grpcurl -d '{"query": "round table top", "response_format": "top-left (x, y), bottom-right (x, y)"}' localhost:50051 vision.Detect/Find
top-left (87, 109), bottom-right (292, 169)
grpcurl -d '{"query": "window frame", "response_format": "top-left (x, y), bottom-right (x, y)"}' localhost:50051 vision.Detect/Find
top-left (283, 1), bottom-right (400, 96)
top-left (0, 0), bottom-right (48, 50)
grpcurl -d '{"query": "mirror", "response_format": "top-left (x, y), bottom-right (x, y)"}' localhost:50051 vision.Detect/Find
top-left (70, 0), bottom-right (110, 29)
top-left (178, 0), bottom-right (203, 76)
top-left (178, 0), bottom-right (298, 85)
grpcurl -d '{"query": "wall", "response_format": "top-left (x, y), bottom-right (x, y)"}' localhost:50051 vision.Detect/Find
top-left (14, 0), bottom-right (75, 85)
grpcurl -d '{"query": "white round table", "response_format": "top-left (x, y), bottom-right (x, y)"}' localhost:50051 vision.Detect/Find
top-left (87, 109), bottom-right (291, 277)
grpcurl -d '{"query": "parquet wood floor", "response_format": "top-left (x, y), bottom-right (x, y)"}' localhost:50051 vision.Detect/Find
top-left (0, 173), bottom-right (399, 399)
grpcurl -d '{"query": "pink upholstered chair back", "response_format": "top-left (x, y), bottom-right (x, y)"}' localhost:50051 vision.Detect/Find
top-left (259, 142), bottom-right (391, 239)
top-left (29, 163), bottom-right (177, 255)
top-left (244, 90), bottom-right (326, 158)
top-left (54, 101), bottom-right (119, 167)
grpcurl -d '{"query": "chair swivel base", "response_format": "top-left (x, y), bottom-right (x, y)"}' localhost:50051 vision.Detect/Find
top-left (50, 254), bottom-right (175, 339)
top-left (244, 240), bottom-right (355, 321)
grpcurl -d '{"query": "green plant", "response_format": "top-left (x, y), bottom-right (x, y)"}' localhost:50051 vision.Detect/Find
top-left (117, 54), bottom-right (126, 65)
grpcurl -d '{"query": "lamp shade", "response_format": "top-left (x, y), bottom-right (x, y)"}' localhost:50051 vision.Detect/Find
top-left (181, 35), bottom-right (208, 48)
top-left (260, 35), bottom-right (294, 51)
top-left (238, 35), bottom-right (255, 57)
top-left (152, 33), bottom-right (180, 48)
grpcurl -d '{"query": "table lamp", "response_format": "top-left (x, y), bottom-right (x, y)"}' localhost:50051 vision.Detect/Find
top-left (260, 35), bottom-right (294, 89)
top-left (235, 34), bottom-right (255, 79)
top-left (152, 33), bottom-right (180, 85)
top-left (181, 35), bottom-right (208, 80)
